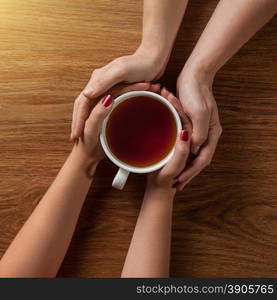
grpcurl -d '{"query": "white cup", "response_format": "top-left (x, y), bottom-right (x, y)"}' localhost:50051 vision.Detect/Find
top-left (100, 91), bottom-right (182, 190)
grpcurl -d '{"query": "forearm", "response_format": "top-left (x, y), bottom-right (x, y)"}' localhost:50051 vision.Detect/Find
top-left (121, 186), bottom-right (175, 278)
top-left (137, 0), bottom-right (188, 63)
top-left (0, 146), bottom-right (97, 277)
top-left (183, 0), bottom-right (277, 79)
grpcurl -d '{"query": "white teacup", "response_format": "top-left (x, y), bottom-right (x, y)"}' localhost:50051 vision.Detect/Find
top-left (100, 91), bottom-right (182, 190)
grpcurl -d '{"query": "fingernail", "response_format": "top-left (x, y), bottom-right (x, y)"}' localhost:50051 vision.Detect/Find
top-left (83, 87), bottom-right (94, 96)
top-left (193, 145), bottom-right (200, 154)
top-left (180, 130), bottom-right (189, 142)
top-left (102, 94), bottom-right (113, 107)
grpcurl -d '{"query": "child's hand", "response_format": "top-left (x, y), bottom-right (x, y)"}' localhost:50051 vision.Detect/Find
top-left (147, 129), bottom-right (190, 191)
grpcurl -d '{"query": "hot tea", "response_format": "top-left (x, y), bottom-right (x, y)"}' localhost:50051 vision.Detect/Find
top-left (106, 96), bottom-right (177, 167)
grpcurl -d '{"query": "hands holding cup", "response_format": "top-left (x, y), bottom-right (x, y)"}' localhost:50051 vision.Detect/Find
top-left (75, 82), bottom-right (192, 191)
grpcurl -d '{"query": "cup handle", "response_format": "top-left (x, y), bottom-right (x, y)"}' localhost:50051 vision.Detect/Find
top-left (112, 168), bottom-right (130, 190)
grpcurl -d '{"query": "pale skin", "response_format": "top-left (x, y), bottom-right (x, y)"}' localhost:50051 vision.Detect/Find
top-left (71, 0), bottom-right (277, 190)
top-left (0, 91), bottom-right (113, 277)
top-left (122, 88), bottom-right (190, 277)
top-left (0, 84), bottom-right (188, 277)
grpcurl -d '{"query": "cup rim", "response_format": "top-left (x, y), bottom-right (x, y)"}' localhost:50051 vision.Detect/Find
top-left (100, 91), bottom-right (182, 174)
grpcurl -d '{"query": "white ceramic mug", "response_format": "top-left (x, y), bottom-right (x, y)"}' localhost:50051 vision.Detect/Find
top-left (100, 91), bottom-right (182, 190)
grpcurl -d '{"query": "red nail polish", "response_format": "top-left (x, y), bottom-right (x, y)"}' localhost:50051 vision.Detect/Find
top-left (180, 130), bottom-right (189, 142)
top-left (102, 95), bottom-right (113, 107)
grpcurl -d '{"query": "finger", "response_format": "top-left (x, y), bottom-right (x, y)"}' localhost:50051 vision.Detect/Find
top-left (161, 88), bottom-right (193, 135)
top-left (149, 83), bottom-right (161, 93)
top-left (114, 82), bottom-right (151, 97)
top-left (71, 93), bottom-right (81, 140)
top-left (167, 92), bottom-right (192, 134)
top-left (176, 124), bottom-right (222, 189)
top-left (160, 130), bottom-right (190, 178)
top-left (190, 110), bottom-right (210, 155)
top-left (72, 93), bottom-right (91, 139)
top-left (83, 63), bottom-right (125, 99)
top-left (161, 88), bottom-right (182, 116)
top-left (85, 94), bottom-right (114, 135)
top-left (175, 177), bottom-right (192, 191)
top-left (161, 87), bottom-right (170, 99)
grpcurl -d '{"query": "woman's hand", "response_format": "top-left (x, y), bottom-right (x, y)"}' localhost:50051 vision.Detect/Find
top-left (173, 0), bottom-right (277, 191)
top-left (175, 71), bottom-right (222, 190)
top-left (73, 94), bottom-right (114, 164)
top-left (147, 128), bottom-right (190, 192)
top-left (71, 49), bottom-right (166, 140)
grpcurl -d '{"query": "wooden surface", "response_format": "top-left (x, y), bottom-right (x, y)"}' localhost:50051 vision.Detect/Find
top-left (0, 0), bottom-right (277, 277)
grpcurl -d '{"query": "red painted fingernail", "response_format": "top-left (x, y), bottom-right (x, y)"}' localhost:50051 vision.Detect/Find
top-left (102, 94), bottom-right (113, 107)
top-left (180, 130), bottom-right (189, 142)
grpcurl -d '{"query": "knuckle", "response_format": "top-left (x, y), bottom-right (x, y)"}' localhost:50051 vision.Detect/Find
top-left (93, 107), bottom-right (105, 119)
top-left (206, 158), bottom-right (212, 166)
top-left (199, 156), bottom-right (210, 167)
top-left (93, 76), bottom-right (105, 87)
top-left (206, 102), bottom-right (214, 113)
top-left (192, 105), bottom-right (209, 119)
top-left (217, 124), bottom-right (223, 136)
top-left (194, 134), bottom-right (207, 145)
top-left (75, 97), bottom-right (82, 104)
top-left (178, 144), bottom-right (189, 157)
top-left (115, 57), bottom-right (128, 76)
top-left (91, 68), bottom-right (101, 78)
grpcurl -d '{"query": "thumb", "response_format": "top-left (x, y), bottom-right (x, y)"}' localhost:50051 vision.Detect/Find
top-left (83, 64), bottom-right (126, 99)
top-left (161, 130), bottom-right (190, 178)
top-left (191, 114), bottom-right (209, 155)
top-left (85, 94), bottom-right (114, 135)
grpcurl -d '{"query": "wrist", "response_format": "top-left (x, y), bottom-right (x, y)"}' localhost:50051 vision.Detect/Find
top-left (145, 182), bottom-right (176, 201)
top-left (135, 42), bottom-right (169, 72)
top-left (179, 57), bottom-right (217, 88)
top-left (71, 144), bottom-right (100, 172)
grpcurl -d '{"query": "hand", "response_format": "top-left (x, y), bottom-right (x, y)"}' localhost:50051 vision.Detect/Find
top-left (71, 48), bottom-right (167, 140)
top-left (147, 127), bottom-right (190, 192)
top-left (75, 82), bottom-right (162, 163)
top-left (175, 71), bottom-right (222, 190)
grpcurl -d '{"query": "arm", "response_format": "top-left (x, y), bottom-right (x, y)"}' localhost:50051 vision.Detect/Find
top-left (183, 0), bottom-right (277, 78)
top-left (139, 0), bottom-right (189, 69)
top-left (71, 0), bottom-right (188, 139)
top-left (121, 187), bottom-right (175, 277)
top-left (122, 98), bottom-right (190, 277)
top-left (0, 95), bottom-right (114, 277)
top-left (176, 0), bottom-right (277, 190)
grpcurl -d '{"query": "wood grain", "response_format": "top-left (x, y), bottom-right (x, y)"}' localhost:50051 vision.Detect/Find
top-left (0, 0), bottom-right (276, 277)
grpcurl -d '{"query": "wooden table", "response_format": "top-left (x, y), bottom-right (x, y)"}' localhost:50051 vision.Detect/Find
top-left (0, 0), bottom-right (276, 277)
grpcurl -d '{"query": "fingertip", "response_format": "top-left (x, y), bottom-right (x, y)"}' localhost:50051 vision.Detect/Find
top-left (83, 87), bottom-right (95, 98)
top-left (161, 87), bottom-right (167, 98)
top-left (180, 129), bottom-right (189, 142)
top-left (151, 83), bottom-right (161, 92)
top-left (169, 92), bottom-right (177, 102)
top-left (161, 87), bottom-right (170, 98)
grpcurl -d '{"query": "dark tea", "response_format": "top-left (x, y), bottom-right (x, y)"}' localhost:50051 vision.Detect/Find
top-left (106, 96), bottom-right (177, 167)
